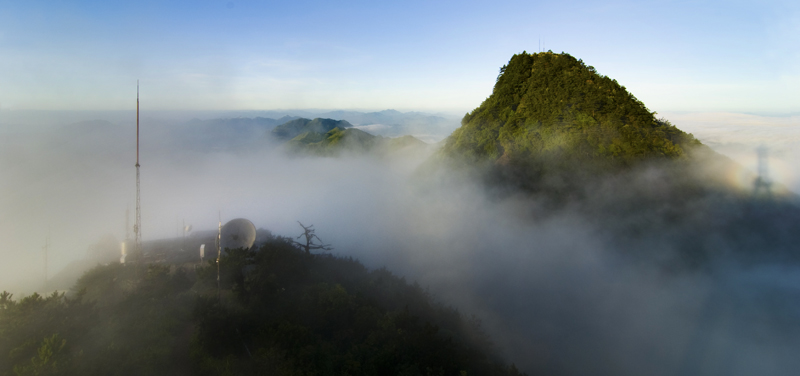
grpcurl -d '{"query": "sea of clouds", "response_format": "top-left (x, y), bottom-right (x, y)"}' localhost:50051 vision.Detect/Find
top-left (1, 110), bottom-right (799, 375)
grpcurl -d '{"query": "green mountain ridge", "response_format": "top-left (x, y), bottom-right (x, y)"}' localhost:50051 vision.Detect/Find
top-left (287, 127), bottom-right (378, 154)
top-left (280, 121), bottom-right (430, 157)
top-left (271, 117), bottom-right (354, 141)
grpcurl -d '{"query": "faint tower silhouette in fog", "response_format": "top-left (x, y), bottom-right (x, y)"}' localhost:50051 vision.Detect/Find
top-left (753, 145), bottom-right (772, 199)
top-left (134, 81), bottom-right (142, 265)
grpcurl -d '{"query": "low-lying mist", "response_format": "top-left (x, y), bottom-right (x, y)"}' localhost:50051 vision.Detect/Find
top-left (2, 112), bottom-right (800, 375)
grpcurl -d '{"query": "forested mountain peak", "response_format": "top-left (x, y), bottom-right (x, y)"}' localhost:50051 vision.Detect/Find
top-left (441, 52), bottom-right (700, 182)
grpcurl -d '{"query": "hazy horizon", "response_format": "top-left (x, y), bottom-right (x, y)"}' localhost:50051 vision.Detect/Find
top-left (0, 106), bottom-right (797, 293)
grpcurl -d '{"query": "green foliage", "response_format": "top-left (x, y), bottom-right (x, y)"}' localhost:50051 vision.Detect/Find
top-left (441, 51), bottom-right (701, 194)
top-left (0, 290), bottom-right (93, 376)
top-left (0, 263), bottom-right (195, 376)
top-left (12, 334), bottom-right (66, 376)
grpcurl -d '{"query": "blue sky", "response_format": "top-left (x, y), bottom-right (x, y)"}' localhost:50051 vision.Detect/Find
top-left (0, 0), bottom-right (797, 113)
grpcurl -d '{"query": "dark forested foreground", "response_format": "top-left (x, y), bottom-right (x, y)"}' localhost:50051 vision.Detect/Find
top-left (0, 235), bottom-right (525, 376)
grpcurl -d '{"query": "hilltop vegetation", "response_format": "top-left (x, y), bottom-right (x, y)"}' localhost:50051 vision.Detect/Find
top-left (0, 235), bottom-right (525, 376)
top-left (440, 52), bottom-right (703, 193)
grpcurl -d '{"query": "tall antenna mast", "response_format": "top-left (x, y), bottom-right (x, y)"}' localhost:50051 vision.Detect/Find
top-left (134, 80), bottom-right (142, 265)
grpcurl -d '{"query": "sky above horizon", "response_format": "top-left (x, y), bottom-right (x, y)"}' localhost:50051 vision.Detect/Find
top-left (0, 0), bottom-right (798, 114)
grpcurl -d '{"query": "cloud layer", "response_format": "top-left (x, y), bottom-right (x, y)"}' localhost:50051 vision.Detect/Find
top-left (2, 111), bottom-right (800, 375)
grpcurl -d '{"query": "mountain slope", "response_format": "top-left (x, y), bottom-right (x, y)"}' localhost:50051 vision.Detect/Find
top-left (441, 52), bottom-right (701, 190)
top-left (287, 127), bottom-right (378, 155)
top-left (431, 51), bottom-right (800, 269)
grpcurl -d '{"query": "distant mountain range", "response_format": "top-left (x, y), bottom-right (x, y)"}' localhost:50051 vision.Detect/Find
top-left (269, 117), bottom-right (429, 156)
top-left (211, 109), bottom-right (459, 142)
top-left (271, 118), bottom-right (354, 141)
top-left (165, 110), bottom-right (454, 151)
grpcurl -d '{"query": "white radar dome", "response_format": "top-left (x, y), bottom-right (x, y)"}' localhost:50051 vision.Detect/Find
top-left (220, 218), bottom-right (257, 251)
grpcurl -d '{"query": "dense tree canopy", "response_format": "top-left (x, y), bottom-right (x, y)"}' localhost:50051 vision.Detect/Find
top-left (441, 52), bottom-right (701, 192)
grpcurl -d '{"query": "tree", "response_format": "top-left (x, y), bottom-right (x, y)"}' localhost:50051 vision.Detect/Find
top-left (292, 221), bottom-right (332, 255)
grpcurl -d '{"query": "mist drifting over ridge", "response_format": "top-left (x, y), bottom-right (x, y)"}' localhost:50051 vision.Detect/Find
top-left (2, 105), bottom-right (800, 374)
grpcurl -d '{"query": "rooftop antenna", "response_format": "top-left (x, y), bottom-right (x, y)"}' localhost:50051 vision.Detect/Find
top-left (134, 80), bottom-right (142, 267)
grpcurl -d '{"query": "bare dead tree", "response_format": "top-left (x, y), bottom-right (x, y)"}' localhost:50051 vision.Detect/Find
top-left (293, 221), bottom-right (332, 255)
